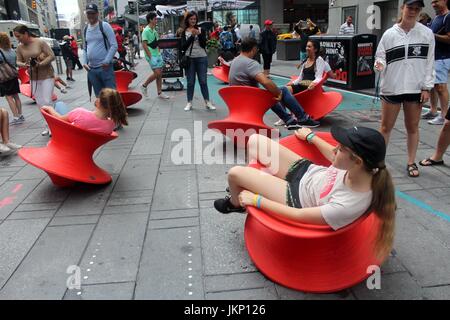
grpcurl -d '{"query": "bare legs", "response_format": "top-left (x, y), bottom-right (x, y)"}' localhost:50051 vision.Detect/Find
top-left (143, 68), bottom-right (163, 95)
top-left (380, 100), bottom-right (422, 176)
top-left (0, 109), bottom-right (10, 144)
top-left (5, 94), bottom-right (22, 118)
top-left (227, 134), bottom-right (302, 207)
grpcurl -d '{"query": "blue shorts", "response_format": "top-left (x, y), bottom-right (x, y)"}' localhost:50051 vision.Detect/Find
top-left (146, 55), bottom-right (164, 70)
top-left (435, 58), bottom-right (450, 84)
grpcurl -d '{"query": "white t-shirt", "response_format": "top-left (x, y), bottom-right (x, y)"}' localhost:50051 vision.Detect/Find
top-left (299, 164), bottom-right (373, 230)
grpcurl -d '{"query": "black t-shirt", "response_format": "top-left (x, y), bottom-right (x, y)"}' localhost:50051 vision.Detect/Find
top-left (430, 13), bottom-right (450, 60)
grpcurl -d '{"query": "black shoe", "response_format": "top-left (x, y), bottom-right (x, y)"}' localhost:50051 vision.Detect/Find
top-left (214, 196), bottom-right (246, 214)
top-left (297, 117), bottom-right (320, 128)
top-left (66, 77), bottom-right (70, 80)
top-left (285, 121), bottom-right (302, 130)
top-left (68, 78), bottom-right (75, 82)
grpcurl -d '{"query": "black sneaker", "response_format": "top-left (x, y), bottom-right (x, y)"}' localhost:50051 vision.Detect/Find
top-left (214, 196), bottom-right (246, 214)
top-left (286, 121), bottom-right (302, 130)
top-left (298, 117), bottom-right (320, 128)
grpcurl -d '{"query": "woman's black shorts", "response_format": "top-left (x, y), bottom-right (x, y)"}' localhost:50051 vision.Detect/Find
top-left (285, 158), bottom-right (312, 209)
top-left (380, 93), bottom-right (421, 104)
top-left (0, 77), bottom-right (20, 97)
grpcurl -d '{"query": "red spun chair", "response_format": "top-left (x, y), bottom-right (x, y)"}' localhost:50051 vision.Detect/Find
top-left (245, 132), bottom-right (384, 293)
top-left (293, 74), bottom-right (343, 120)
top-left (18, 109), bottom-right (118, 187)
top-left (115, 70), bottom-right (134, 91)
top-left (18, 68), bottom-right (30, 84)
top-left (114, 71), bottom-right (142, 108)
top-left (208, 86), bottom-right (278, 145)
top-left (212, 64), bottom-right (230, 84)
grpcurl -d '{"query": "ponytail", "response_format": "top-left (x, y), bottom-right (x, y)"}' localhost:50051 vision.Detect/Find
top-left (98, 88), bottom-right (128, 127)
top-left (369, 163), bottom-right (396, 260)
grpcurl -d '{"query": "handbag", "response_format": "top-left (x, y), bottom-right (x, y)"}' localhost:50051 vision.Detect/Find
top-left (0, 49), bottom-right (18, 83)
top-left (180, 37), bottom-right (195, 69)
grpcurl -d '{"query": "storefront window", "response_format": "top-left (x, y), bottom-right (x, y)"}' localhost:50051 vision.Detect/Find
top-left (213, 9), bottom-right (259, 26)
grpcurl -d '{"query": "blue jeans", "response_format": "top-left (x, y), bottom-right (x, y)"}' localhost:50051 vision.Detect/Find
top-left (270, 86), bottom-right (308, 123)
top-left (186, 56), bottom-right (210, 102)
top-left (55, 101), bottom-right (70, 115)
top-left (88, 64), bottom-right (116, 97)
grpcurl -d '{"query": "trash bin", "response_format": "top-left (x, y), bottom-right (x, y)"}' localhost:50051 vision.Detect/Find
top-left (277, 39), bottom-right (303, 60)
top-left (310, 34), bottom-right (377, 90)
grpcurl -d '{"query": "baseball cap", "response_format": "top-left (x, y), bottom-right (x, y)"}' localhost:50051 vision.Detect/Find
top-left (86, 3), bottom-right (98, 13)
top-left (331, 126), bottom-right (386, 169)
top-left (264, 19), bottom-right (273, 25)
top-left (403, 0), bottom-right (425, 7)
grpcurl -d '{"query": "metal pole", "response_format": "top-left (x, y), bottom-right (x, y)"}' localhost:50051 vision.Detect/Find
top-left (205, 0), bottom-right (208, 21)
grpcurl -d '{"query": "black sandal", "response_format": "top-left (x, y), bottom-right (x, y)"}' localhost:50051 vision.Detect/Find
top-left (419, 158), bottom-right (444, 167)
top-left (407, 163), bottom-right (420, 178)
top-left (214, 196), bottom-right (246, 214)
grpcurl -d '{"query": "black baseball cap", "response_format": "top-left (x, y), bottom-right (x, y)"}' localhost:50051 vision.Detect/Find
top-left (403, 0), bottom-right (425, 7)
top-left (331, 126), bottom-right (386, 169)
top-left (86, 3), bottom-right (99, 13)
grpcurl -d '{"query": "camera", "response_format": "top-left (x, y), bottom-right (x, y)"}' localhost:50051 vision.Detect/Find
top-left (30, 57), bottom-right (38, 67)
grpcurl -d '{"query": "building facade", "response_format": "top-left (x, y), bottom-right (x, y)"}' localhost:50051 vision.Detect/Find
top-left (328, 0), bottom-right (435, 41)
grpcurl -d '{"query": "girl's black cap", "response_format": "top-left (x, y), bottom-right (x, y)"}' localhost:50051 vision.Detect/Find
top-left (403, 0), bottom-right (425, 7)
top-left (331, 126), bottom-right (386, 169)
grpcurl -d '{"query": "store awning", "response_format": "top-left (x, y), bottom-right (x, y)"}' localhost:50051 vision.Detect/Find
top-left (155, 1), bottom-right (255, 16)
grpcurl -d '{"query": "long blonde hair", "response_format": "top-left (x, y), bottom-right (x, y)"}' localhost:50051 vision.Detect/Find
top-left (365, 162), bottom-right (396, 260)
top-left (98, 88), bottom-right (128, 126)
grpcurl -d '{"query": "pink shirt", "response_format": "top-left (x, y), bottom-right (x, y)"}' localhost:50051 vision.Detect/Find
top-left (67, 108), bottom-right (115, 135)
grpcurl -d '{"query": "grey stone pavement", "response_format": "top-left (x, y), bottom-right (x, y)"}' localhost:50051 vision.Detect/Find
top-left (0, 55), bottom-right (449, 300)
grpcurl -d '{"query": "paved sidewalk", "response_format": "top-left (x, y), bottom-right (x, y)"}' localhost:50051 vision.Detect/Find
top-left (0, 59), bottom-right (449, 300)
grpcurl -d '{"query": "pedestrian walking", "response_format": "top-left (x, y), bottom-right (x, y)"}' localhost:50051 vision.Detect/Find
top-left (259, 20), bottom-right (277, 76)
top-left (140, 12), bottom-right (170, 99)
top-left (339, 16), bottom-right (355, 35)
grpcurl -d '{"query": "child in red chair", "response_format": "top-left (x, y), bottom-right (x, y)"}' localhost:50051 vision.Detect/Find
top-left (41, 88), bottom-right (128, 135)
top-left (214, 126), bottom-right (396, 259)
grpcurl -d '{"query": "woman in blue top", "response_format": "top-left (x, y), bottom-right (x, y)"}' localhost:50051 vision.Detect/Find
top-left (0, 32), bottom-right (23, 125)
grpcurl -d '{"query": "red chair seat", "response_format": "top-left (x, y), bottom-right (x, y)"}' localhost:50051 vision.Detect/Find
top-left (18, 109), bottom-right (117, 187)
top-left (212, 65), bottom-right (230, 84)
top-left (119, 91), bottom-right (142, 107)
top-left (18, 68), bottom-right (30, 84)
top-left (292, 74), bottom-right (343, 120)
top-left (115, 71), bottom-right (135, 92)
top-left (245, 133), bottom-right (384, 293)
top-left (208, 86), bottom-right (277, 145)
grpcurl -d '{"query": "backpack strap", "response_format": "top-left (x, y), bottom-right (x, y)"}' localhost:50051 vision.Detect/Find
top-left (84, 21), bottom-right (109, 50)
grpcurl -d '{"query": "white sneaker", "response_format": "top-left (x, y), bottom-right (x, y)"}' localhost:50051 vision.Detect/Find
top-left (0, 143), bottom-right (12, 155)
top-left (41, 129), bottom-right (50, 136)
top-left (428, 115), bottom-right (445, 125)
top-left (274, 119), bottom-right (285, 126)
top-left (60, 87), bottom-right (67, 93)
top-left (10, 117), bottom-right (22, 125)
top-left (205, 101), bottom-right (216, 110)
top-left (141, 84), bottom-right (148, 97)
top-left (184, 102), bottom-right (193, 111)
top-left (158, 93), bottom-right (170, 100)
top-left (6, 142), bottom-right (22, 150)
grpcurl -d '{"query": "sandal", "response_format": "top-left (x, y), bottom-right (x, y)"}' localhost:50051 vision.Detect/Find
top-left (407, 163), bottom-right (420, 178)
top-left (419, 158), bottom-right (444, 167)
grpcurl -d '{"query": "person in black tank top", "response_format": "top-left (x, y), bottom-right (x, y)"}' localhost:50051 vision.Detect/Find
top-left (287, 40), bottom-right (320, 95)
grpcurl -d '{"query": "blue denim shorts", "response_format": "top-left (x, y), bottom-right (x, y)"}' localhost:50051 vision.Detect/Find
top-left (435, 58), bottom-right (450, 84)
top-left (146, 55), bottom-right (164, 70)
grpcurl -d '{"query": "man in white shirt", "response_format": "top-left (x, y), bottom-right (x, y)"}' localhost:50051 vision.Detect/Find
top-left (339, 16), bottom-right (355, 35)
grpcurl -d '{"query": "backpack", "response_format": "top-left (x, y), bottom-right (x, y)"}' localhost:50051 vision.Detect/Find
top-left (220, 31), bottom-right (234, 50)
top-left (84, 21), bottom-right (109, 50)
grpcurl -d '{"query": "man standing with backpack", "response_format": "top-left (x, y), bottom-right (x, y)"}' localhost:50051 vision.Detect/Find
top-left (219, 26), bottom-right (235, 55)
top-left (83, 3), bottom-right (118, 97)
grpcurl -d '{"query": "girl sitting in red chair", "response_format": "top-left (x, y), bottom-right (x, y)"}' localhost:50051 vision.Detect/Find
top-left (214, 126), bottom-right (396, 258)
top-left (287, 40), bottom-right (327, 94)
top-left (41, 88), bottom-right (128, 135)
